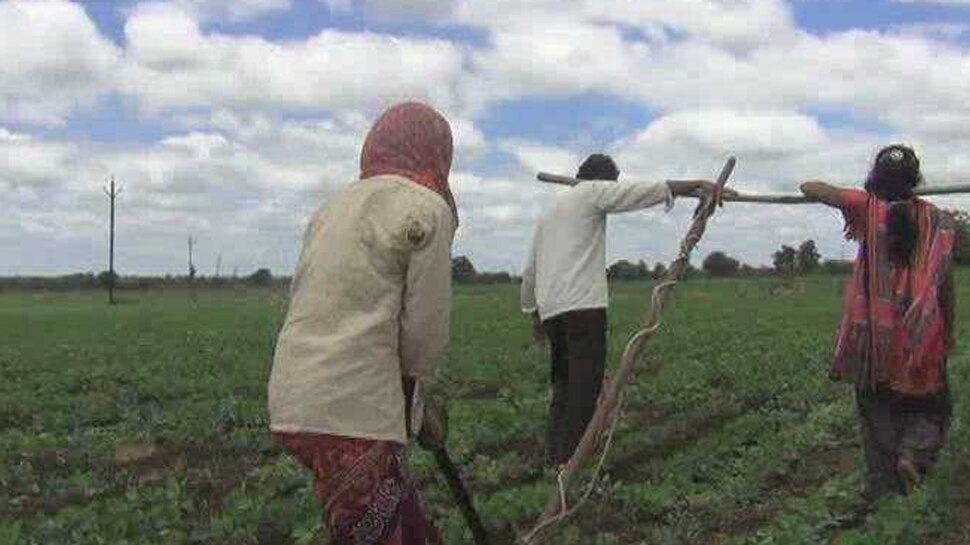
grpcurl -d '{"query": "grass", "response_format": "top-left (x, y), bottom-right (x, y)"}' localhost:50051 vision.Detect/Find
top-left (1, 274), bottom-right (968, 544)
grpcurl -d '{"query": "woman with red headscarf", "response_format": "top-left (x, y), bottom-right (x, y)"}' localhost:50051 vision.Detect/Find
top-left (801, 144), bottom-right (957, 500)
top-left (268, 102), bottom-right (456, 544)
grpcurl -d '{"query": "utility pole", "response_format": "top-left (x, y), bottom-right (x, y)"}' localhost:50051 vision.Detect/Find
top-left (188, 236), bottom-right (196, 280)
top-left (188, 235), bottom-right (197, 299)
top-left (215, 254), bottom-right (222, 278)
top-left (103, 176), bottom-right (121, 305)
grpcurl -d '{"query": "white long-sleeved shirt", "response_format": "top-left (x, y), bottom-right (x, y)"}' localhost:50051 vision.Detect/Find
top-left (521, 180), bottom-right (674, 321)
top-left (268, 175), bottom-right (455, 444)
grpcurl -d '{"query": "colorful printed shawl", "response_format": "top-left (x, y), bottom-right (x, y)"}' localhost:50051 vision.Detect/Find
top-left (360, 102), bottom-right (457, 224)
top-left (273, 432), bottom-right (443, 545)
top-left (832, 189), bottom-right (955, 395)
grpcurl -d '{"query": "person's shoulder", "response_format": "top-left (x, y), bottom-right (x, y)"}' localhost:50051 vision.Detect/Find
top-left (387, 179), bottom-right (456, 244)
top-left (559, 180), bottom-right (616, 202)
top-left (355, 175), bottom-right (446, 211)
top-left (841, 187), bottom-right (867, 197)
top-left (919, 199), bottom-right (952, 225)
top-left (547, 183), bottom-right (597, 215)
top-left (838, 187), bottom-right (869, 210)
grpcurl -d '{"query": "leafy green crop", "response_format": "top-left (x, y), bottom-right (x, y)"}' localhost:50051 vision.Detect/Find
top-left (2, 276), bottom-right (968, 544)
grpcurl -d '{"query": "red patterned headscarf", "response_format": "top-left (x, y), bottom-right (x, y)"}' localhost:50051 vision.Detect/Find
top-left (360, 102), bottom-right (457, 224)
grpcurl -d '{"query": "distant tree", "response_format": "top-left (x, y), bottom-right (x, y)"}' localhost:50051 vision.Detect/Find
top-left (772, 245), bottom-right (797, 274)
top-left (796, 240), bottom-right (821, 273)
top-left (249, 268), bottom-right (273, 286)
top-left (651, 262), bottom-right (667, 279)
top-left (702, 251), bottom-right (740, 277)
top-left (946, 209), bottom-right (970, 266)
top-left (608, 259), bottom-right (650, 280)
top-left (97, 270), bottom-right (119, 289)
top-left (683, 262), bottom-right (699, 279)
top-left (451, 256), bottom-right (477, 282)
top-left (822, 259), bottom-right (854, 275)
top-left (477, 272), bottom-right (512, 284)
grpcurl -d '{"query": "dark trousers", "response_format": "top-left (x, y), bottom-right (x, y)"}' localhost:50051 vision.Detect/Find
top-left (856, 385), bottom-right (952, 499)
top-left (543, 308), bottom-right (607, 465)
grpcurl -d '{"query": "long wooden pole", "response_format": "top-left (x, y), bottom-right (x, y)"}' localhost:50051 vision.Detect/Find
top-left (520, 158), bottom-right (737, 544)
top-left (537, 172), bottom-right (970, 203)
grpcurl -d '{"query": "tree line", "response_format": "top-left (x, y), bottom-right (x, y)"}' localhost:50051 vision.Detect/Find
top-left (610, 208), bottom-right (970, 280)
top-left (0, 268), bottom-right (284, 292)
top-left (7, 210), bottom-right (967, 291)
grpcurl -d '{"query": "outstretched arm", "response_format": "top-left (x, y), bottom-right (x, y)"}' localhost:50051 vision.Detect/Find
top-left (588, 179), bottom-right (729, 215)
top-left (799, 181), bottom-right (845, 208)
top-left (666, 179), bottom-right (719, 197)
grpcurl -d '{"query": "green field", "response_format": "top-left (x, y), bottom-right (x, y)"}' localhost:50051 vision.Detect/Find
top-left (2, 276), bottom-right (969, 545)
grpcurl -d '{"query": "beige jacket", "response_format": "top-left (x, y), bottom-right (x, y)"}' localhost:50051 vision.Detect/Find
top-left (268, 175), bottom-right (455, 444)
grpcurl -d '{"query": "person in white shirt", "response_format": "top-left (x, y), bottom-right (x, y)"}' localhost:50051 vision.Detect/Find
top-left (520, 153), bottom-right (719, 465)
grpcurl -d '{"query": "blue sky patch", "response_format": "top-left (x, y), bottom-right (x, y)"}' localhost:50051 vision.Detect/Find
top-left (793, 0), bottom-right (970, 41)
top-left (77, 0), bottom-right (488, 46)
top-left (805, 105), bottom-right (895, 135)
top-left (478, 94), bottom-right (656, 151)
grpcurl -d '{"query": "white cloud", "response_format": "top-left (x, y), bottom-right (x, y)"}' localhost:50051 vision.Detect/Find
top-left (499, 140), bottom-right (581, 177)
top-left (1, 114), bottom-right (368, 274)
top-left (623, 109), bottom-right (827, 159)
top-left (0, 0), bottom-right (120, 125)
top-left (0, 128), bottom-right (80, 189)
top-left (0, 106), bottom-right (493, 275)
top-left (465, 19), bottom-right (644, 109)
top-left (587, 0), bottom-right (797, 51)
top-left (122, 3), bottom-right (466, 116)
top-left (456, 2), bottom-right (970, 141)
top-left (5, 0), bottom-right (970, 274)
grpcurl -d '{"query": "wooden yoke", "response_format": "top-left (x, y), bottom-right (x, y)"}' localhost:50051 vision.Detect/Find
top-left (537, 171), bottom-right (970, 203)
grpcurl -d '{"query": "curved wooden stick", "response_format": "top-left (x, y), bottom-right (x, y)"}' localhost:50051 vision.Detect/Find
top-left (432, 447), bottom-right (491, 545)
top-left (520, 157), bottom-right (737, 544)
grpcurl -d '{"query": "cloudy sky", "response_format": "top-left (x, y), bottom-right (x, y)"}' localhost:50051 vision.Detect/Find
top-left (3, 0), bottom-right (970, 276)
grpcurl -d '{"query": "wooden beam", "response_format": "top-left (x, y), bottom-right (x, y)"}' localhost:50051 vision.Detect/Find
top-left (536, 172), bottom-right (970, 204)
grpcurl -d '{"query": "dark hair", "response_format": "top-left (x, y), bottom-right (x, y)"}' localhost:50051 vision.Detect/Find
top-left (865, 145), bottom-right (922, 265)
top-left (576, 154), bottom-right (620, 181)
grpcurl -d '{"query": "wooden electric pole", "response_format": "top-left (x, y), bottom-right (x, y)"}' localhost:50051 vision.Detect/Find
top-left (103, 176), bottom-right (121, 305)
top-left (188, 236), bottom-right (196, 279)
top-left (188, 236), bottom-right (197, 299)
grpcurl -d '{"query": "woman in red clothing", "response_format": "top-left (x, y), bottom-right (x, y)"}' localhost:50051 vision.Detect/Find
top-left (801, 144), bottom-right (957, 499)
top-left (270, 102), bottom-right (454, 545)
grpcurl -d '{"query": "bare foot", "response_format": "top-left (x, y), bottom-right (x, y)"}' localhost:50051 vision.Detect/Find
top-left (897, 456), bottom-right (921, 495)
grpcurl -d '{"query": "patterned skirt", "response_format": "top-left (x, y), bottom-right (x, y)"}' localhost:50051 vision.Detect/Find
top-left (273, 432), bottom-right (442, 545)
